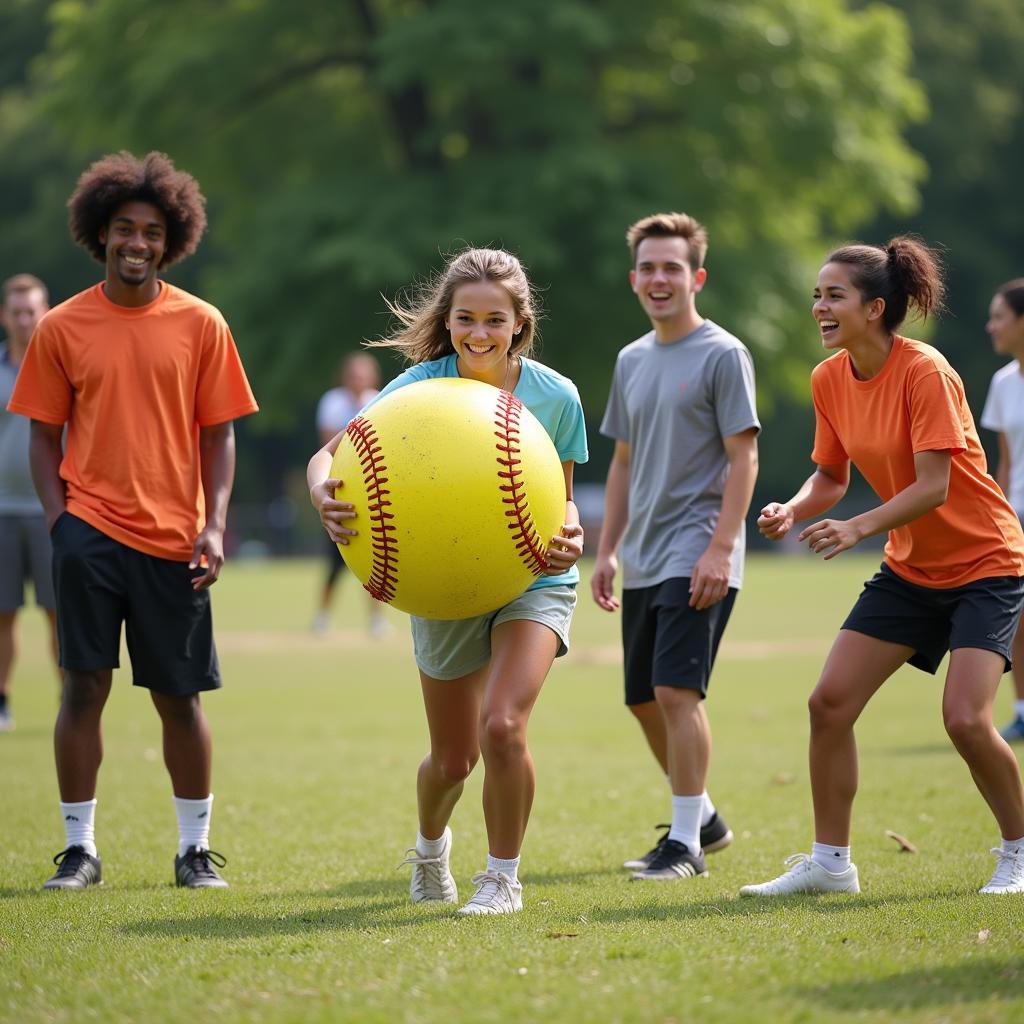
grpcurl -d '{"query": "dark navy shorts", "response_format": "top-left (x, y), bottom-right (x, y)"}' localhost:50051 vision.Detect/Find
top-left (50, 512), bottom-right (221, 694)
top-left (842, 563), bottom-right (1024, 675)
top-left (621, 577), bottom-right (737, 704)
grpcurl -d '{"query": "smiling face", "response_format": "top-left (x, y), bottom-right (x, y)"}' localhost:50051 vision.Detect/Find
top-left (986, 293), bottom-right (1024, 358)
top-left (99, 199), bottom-right (167, 304)
top-left (445, 280), bottom-right (523, 386)
top-left (812, 261), bottom-right (886, 350)
top-left (629, 236), bottom-right (706, 338)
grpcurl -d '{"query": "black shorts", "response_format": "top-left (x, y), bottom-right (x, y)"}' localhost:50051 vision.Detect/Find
top-left (621, 577), bottom-right (737, 704)
top-left (50, 512), bottom-right (221, 695)
top-left (842, 563), bottom-right (1024, 675)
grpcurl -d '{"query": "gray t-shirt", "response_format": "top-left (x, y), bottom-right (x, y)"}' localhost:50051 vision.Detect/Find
top-left (600, 320), bottom-right (760, 589)
top-left (0, 343), bottom-right (42, 515)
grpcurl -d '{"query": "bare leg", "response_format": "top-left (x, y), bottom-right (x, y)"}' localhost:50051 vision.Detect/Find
top-left (150, 691), bottom-right (212, 798)
top-left (54, 669), bottom-right (113, 801)
top-left (416, 666), bottom-right (485, 839)
top-left (628, 699), bottom-right (668, 774)
top-left (1011, 614), bottom-right (1024, 703)
top-left (654, 687), bottom-right (709, 795)
top-left (0, 611), bottom-right (16, 700)
top-left (808, 631), bottom-right (913, 846)
top-left (479, 620), bottom-right (560, 858)
top-left (943, 647), bottom-right (1024, 839)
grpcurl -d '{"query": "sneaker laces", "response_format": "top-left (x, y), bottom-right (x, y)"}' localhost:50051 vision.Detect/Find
top-left (52, 846), bottom-right (90, 877)
top-left (399, 849), bottom-right (453, 899)
top-left (466, 871), bottom-right (518, 911)
top-left (987, 846), bottom-right (1024, 887)
top-left (645, 837), bottom-right (691, 872)
top-left (186, 848), bottom-right (227, 879)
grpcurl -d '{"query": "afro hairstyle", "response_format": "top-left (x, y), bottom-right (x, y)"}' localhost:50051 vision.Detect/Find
top-left (67, 151), bottom-right (207, 268)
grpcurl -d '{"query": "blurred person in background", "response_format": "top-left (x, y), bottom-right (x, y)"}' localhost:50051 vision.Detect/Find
top-left (980, 279), bottom-right (1024, 742)
top-left (312, 352), bottom-right (389, 637)
top-left (0, 274), bottom-right (59, 731)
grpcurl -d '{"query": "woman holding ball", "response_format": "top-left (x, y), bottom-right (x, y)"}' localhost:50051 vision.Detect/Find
top-left (740, 237), bottom-right (1024, 898)
top-left (307, 248), bottom-right (587, 915)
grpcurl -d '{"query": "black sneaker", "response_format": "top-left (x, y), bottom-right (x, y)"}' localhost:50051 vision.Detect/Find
top-left (174, 846), bottom-right (229, 888)
top-left (622, 814), bottom-right (733, 870)
top-left (631, 838), bottom-right (707, 881)
top-left (42, 845), bottom-right (103, 890)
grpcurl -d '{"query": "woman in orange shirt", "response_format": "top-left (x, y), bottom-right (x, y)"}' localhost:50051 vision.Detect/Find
top-left (740, 237), bottom-right (1024, 898)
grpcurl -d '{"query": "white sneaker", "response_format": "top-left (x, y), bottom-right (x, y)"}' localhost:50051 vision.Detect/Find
top-left (0, 708), bottom-right (13, 732)
top-left (739, 853), bottom-right (860, 897)
top-left (457, 871), bottom-right (523, 915)
top-left (400, 827), bottom-right (458, 903)
top-left (980, 846), bottom-right (1024, 894)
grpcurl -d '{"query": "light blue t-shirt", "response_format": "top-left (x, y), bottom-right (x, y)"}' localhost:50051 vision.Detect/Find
top-left (367, 354), bottom-right (589, 590)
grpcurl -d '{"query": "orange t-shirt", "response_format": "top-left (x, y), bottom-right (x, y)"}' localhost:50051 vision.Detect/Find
top-left (8, 282), bottom-right (259, 561)
top-left (811, 335), bottom-right (1024, 588)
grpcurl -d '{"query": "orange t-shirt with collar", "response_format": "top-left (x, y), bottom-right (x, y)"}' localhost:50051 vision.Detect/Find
top-left (811, 335), bottom-right (1024, 588)
top-left (8, 282), bottom-right (259, 561)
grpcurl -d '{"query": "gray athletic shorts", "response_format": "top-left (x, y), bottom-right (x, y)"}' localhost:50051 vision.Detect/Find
top-left (411, 585), bottom-right (577, 680)
top-left (0, 513), bottom-right (56, 611)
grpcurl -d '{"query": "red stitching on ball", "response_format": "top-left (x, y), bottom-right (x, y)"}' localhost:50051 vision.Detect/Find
top-left (345, 416), bottom-right (398, 603)
top-left (494, 390), bottom-right (549, 576)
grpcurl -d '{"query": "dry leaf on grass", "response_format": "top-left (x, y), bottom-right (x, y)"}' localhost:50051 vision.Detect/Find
top-left (885, 830), bottom-right (918, 853)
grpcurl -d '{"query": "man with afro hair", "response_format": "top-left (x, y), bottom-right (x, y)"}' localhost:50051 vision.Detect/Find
top-left (9, 151), bottom-right (258, 890)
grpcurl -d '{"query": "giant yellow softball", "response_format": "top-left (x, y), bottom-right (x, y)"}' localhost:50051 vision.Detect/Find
top-left (331, 377), bottom-right (566, 619)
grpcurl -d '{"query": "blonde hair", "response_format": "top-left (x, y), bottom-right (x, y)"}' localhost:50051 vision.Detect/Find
top-left (626, 212), bottom-right (708, 271)
top-left (370, 248), bottom-right (540, 364)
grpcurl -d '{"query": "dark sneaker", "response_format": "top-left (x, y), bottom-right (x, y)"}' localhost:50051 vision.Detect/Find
top-left (631, 838), bottom-right (707, 881)
top-left (1000, 715), bottom-right (1024, 743)
top-left (622, 815), bottom-right (733, 870)
top-left (42, 845), bottom-right (103, 890)
top-left (174, 846), bottom-right (229, 889)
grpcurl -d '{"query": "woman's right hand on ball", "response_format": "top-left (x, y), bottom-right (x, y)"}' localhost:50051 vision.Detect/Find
top-left (310, 477), bottom-right (358, 545)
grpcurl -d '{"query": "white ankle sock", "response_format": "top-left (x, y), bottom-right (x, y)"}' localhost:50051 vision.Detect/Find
top-left (173, 794), bottom-right (213, 857)
top-left (416, 830), bottom-right (447, 856)
top-left (668, 794), bottom-right (703, 852)
top-left (1015, 700), bottom-right (1024, 720)
top-left (486, 854), bottom-right (520, 881)
top-left (60, 799), bottom-right (97, 858)
top-left (812, 842), bottom-right (850, 872)
top-left (1001, 835), bottom-right (1024, 855)
top-left (701, 791), bottom-right (717, 827)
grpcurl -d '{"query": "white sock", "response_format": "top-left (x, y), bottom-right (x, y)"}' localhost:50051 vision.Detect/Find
top-left (60, 799), bottom-right (97, 858)
top-left (486, 853), bottom-right (520, 882)
top-left (701, 791), bottom-right (717, 827)
top-left (1015, 700), bottom-right (1024, 720)
top-left (812, 842), bottom-right (851, 872)
top-left (416, 829), bottom-right (447, 856)
top-left (1001, 835), bottom-right (1024, 855)
top-left (173, 794), bottom-right (213, 858)
top-left (668, 794), bottom-right (703, 852)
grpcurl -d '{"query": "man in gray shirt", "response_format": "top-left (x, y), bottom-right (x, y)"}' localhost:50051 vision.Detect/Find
top-left (592, 213), bottom-right (760, 880)
top-left (0, 274), bottom-right (58, 731)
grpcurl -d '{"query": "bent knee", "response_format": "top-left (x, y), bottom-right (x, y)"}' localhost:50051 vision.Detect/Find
top-left (943, 710), bottom-right (991, 749)
top-left (480, 713), bottom-right (528, 758)
top-left (808, 684), bottom-right (857, 731)
top-left (433, 750), bottom-right (478, 783)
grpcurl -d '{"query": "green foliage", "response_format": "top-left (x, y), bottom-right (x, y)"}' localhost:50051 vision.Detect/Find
top-left (33, 0), bottom-right (924, 442)
top-left (4, 555), bottom-right (1024, 1023)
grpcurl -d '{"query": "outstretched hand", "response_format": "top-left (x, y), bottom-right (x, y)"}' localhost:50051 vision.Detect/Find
top-left (798, 518), bottom-right (863, 559)
top-left (757, 502), bottom-right (795, 541)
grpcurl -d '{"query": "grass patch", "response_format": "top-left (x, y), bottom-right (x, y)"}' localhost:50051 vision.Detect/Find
top-left (2, 553), bottom-right (1023, 1023)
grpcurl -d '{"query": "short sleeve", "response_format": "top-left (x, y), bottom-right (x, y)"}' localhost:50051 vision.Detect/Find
top-left (712, 347), bottom-right (760, 438)
top-left (599, 358), bottom-right (629, 442)
top-left (907, 369), bottom-right (967, 456)
top-left (552, 384), bottom-right (589, 464)
top-left (810, 375), bottom-right (848, 467)
top-left (979, 374), bottom-right (1003, 433)
top-left (195, 316), bottom-right (259, 426)
top-left (6, 321), bottom-right (72, 424)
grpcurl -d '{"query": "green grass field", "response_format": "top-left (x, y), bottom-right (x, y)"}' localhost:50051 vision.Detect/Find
top-left (3, 553), bottom-right (1023, 1023)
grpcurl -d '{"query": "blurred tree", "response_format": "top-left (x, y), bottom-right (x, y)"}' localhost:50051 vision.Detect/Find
top-left (35, 0), bottom-right (925, 465)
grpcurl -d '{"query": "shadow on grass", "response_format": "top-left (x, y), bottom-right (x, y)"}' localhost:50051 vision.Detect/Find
top-left (793, 957), bottom-right (1023, 1010)
top-left (588, 890), bottom-right (933, 924)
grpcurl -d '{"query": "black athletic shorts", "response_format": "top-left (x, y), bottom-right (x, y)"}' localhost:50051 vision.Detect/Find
top-left (50, 512), bottom-right (221, 694)
top-left (621, 577), bottom-right (737, 705)
top-left (842, 563), bottom-right (1024, 675)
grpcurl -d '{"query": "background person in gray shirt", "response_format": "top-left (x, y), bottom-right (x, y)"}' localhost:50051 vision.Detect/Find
top-left (0, 274), bottom-right (58, 731)
top-left (592, 213), bottom-right (760, 881)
